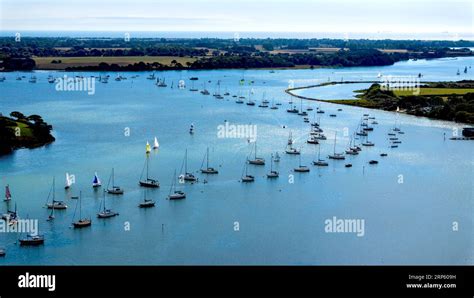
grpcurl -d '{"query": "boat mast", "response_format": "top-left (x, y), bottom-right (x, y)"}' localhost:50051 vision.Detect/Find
top-left (185, 149), bottom-right (188, 173)
top-left (146, 155), bottom-right (149, 180)
top-left (53, 177), bottom-right (56, 203)
top-left (206, 147), bottom-right (210, 169)
top-left (254, 142), bottom-right (257, 159)
top-left (169, 169), bottom-right (176, 195)
top-left (102, 191), bottom-right (106, 212)
top-left (79, 191), bottom-right (82, 219)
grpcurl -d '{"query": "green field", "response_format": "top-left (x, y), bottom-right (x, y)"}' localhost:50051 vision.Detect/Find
top-left (34, 56), bottom-right (198, 70)
top-left (1, 117), bottom-right (33, 138)
top-left (394, 88), bottom-right (474, 96)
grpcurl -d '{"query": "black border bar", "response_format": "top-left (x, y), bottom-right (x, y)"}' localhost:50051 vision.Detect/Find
top-left (0, 266), bottom-right (472, 297)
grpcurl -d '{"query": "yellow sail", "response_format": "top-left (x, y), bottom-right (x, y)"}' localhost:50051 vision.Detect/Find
top-left (146, 141), bottom-right (151, 153)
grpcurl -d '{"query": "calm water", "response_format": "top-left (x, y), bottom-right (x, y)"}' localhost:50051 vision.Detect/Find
top-left (0, 57), bottom-right (473, 265)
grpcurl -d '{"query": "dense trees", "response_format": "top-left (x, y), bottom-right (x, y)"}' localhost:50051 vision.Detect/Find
top-left (0, 113), bottom-right (55, 155)
top-left (354, 83), bottom-right (474, 124)
top-left (0, 37), bottom-right (472, 71)
top-left (0, 57), bottom-right (36, 70)
top-left (1, 36), bottom-right (472, 60)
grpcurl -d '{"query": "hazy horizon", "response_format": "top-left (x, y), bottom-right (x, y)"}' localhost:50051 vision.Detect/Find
top-left (0, 0), bottom-right (472, 40)
top-left (0, 30), bottom-right (473, 41)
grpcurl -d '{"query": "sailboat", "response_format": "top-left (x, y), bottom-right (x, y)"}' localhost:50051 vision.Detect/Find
top-left (285, 132), bottom-right (300, 154)
top-left (153, 137), bottom-right (159, 149)
top-left (65, 173), bottom-right (73, 190)
top-left (106, 168), bottom-right (124, 195)
top-left (45, 177), bottom-right (68, 210)
top-left (200, 82), bottom-right (210, 95)
top-left (139, 154), bottom-right (159, 188)
top-left (241, 162), bottom-right (255, 183)
top-left (19, 234), bottom-right (44, 246)
top-left (223, 87), bottom-right (230, 96)
top-left (4, 184), bottom-right (11, 201)
top-left (92, 172), bottom-right (102, 188)
top-left (246, 90), bottom-right (255, 106)
top-left (316, 104), bottom-right (325, 114)
top-left (294, 154), bottom-right (310, 172)
top-left (180, 149), bottom-right (197, 182)
top-left (247, 142), bottom-right (265, 165)
top-left (189, 80), bottom-right (198, 92)
top-left (345, 134), bottom-right (359, 155)
top-left (146, 141), bottom-right (151, 154)
top-left (297, 99), bottom-right (308, 116)
top-left (72, 191), bottom-right (91, 228)
top-left (266, 154), bottom-right (279, 178)
top-left (139, 189), bottom-right (156, 207)
top-left (200, 147), bottom-right (219, 174)
top-left (2, 203), bottom-right (18, 226)
top-left (258, 92), bottom-right (269, 108)
top-left (273, 152), bottom-right (280, 162)
top-left (286, 104), bottom-right (298, 113)
top-left (157, 78), bottom-right (167, 87)
top-left (97, 191), bottom-right (119, 218)
top-left (213, 80), bottom-right (223, 98)
top-left (362, 134), bottom-right (375, 146)
top-left (313, 145), bottom-right (329, 166)
top-left (168, 170), bottom-right (186, 200)
top-left (270, 98), bottom-right (278, 110)
top-left (328, 132), bottom-right (345, 160)
top-left (307, 134), bottom-right (319, 144)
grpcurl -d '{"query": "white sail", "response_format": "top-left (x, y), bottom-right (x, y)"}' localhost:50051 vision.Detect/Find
top-left (93, 172), bottom-right (101, 187)
top-left (153, 137), bottom-right (159, 149)
top-left (65, 173), bottom-right (72, 188)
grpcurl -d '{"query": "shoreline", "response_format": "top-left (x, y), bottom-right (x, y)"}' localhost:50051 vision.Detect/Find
top-left (285, 81), bottom-right (474, 125)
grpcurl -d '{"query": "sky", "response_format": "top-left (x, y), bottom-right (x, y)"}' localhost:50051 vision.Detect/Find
top-left (0, 0), bottom-right (472, 39)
